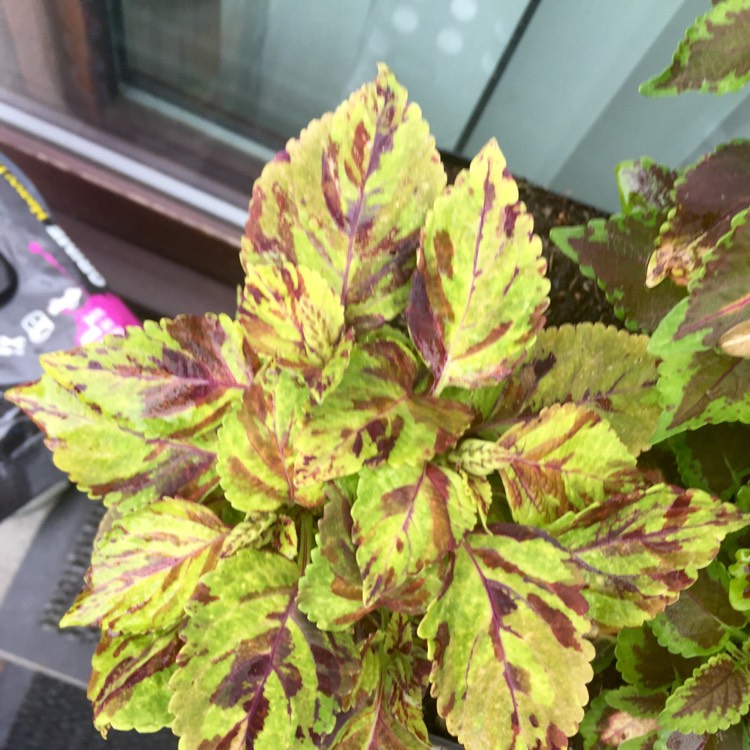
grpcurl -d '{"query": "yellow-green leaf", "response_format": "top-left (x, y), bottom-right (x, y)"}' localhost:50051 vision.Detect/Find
top-left (218, 368), bottom-right (326, 512)
top-left (88, 625), bottom-right (181, 737)
top-left (61, 498), bottom-right (262, 633)
top-left (238, 262), bottom-right (353, 402)
top-left (454, 403), bottom-right (638, 526)
top-left (294, 337), bottom-right (472, 486)
top-left (170, 549), bottom-right (357, 749)
top-left (243, 64), bottom-right (445, 330)
top-left (353, 462), bottom-right (479, 606)
top-left (407, 138), bottom-right (549, 394)
top-left (418, 530), bottom-right (594, 750)
top-left (8, 377), bottom-right (220, 513)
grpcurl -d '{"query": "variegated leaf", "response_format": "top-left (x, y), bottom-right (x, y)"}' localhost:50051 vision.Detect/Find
top-left (326, 614), bottom-right (430, 749)
top-left (61, 498), bottom-right (262, 633)
top-left (36, 314), bottom-right (253, 438)
top-left (238, 262), bottom-right (353, 402)
top-left (298, 486), bottom-right (444, 630)
top-left (672, 423), bottom-right (750, 501)
top-left (650, 299), bottom-right (750, 439)
top-left (651, 142), bottom-right (750, 289)
top-left (550, 212), bottom-right (686, 333)
top-left (675, 209), bottom-right (750, 349)
top-left (660, 649), bottom-right (750, 735)
top-left (243, 64), bottom-right (445, 330)
top-left (650, 563), bottom-right (746, 658)
top-left (615, 625), bottom-right (699, 691)
top-left (616, 158), bottom-right (678, 214)
top-left (515, 324), bottom-right (661, 454)
top-left (218, 368), bottom-right (326, 512)
top-left (170, 549), bottom-right (357, 750)
top-left (295, 336), bottom-right (473, 486)
top-left (88, 625), bottom-right (181, 737)
top-left (7, 377), bottom-right (220, 513)
top-left (407, 138), bottom-right (549, 394)
top-left (352, 462), bottom-right (479, 606)
top-left (418, 530), bottom-right (594, 750)
top-left (454, 403), bottom-right (638, 526)
top-left (298, 485), bottom-right (376, 630)
top-left (551, 485), bottom-right (748, 629)
top-left (641, 0), bottom-right (750, 95)
top-left (729, 547), bottom-right (750, 612)
top-left (579, 688), bottom-right (664, 750)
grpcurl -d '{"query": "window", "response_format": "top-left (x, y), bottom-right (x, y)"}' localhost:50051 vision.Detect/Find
top-left (1, 0), bottom-right (748, 215)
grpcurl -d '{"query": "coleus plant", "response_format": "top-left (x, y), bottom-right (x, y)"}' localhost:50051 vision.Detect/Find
top-left (6, 65), bottom-right (749, 750)
top-left (549, 4), bottom-right (750, 747)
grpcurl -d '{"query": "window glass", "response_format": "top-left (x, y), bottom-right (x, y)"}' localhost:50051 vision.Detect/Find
top-left (0, 0), bottom-right (748, 213)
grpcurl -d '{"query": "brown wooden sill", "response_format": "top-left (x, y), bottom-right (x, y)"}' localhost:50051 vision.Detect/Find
top-left (0, 122), bottom-right (244, 288)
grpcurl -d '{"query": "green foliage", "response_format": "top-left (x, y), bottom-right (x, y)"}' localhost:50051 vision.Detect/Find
top-left (546, 10), bottom-right (750, 744)
top-left (6, 65), bottom-right (750, 749)
top-left (640, 0), bottom-right (750, 96)
top-left (552, 141), bottom-right (750, 441)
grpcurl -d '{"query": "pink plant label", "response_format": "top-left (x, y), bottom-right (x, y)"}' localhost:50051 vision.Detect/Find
top-left (71, 294), bottom-right (140, 345)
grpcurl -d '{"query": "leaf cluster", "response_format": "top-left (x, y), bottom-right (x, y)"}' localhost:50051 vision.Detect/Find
top-left (5, 63), bottom-right (749, 750)
top-left (551, 7), bottom-right (750, 747)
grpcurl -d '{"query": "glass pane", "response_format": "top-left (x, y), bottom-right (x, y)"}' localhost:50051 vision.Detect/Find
top-left (1, 0), bottom-right (748, 215)
top-left (112, 0), bottom-right (531, 150)
top-left (465, 0), bottom-right (750, 211)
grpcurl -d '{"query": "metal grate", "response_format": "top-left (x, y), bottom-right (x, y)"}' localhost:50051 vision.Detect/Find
top-left (39, 500), bottom-right (105, 644)
top-left (2, 667), bottom-right (177, 750)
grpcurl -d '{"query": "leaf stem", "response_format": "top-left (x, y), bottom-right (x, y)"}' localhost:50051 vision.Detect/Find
top-left (298, 511), bottom-right (314, 576)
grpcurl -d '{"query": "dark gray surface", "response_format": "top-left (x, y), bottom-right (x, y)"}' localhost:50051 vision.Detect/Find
top-left (0, 488), bottom-right (182, 748)
top-left (0, 662), bottom-right (177, 750)
top-left (0, 487), bottom-right (101, 685)
top-left (0, 487), bottom-right (465, 749)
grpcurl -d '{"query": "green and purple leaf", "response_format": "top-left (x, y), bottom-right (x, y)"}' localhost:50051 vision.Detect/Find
top-left (407, 138), bottom-right (549, 394)
top-left (578, 688), bottom-right (664, 750)
top-left (294, 335), bottom-right (473, 486)
top-left (7, 377), bottom-right (221, 513)
top-left (640, 0), bottom-right (750, 95)
top-left (454, 403), bottom-right (638, 526)
top-left (325, 614), bottom-right (431, 749)
top-left (297, 486), bottom-right (377, 630)
top-left (218, 368), bottom-right (326, 512)
top-left (170, 549), bottom-right (357, 750)
top-left (34, 314), bottom-right (253, 438)
top-left (651, 141), bottom-right (750, 289)
top-left (650, 299), bottom-right (750, 439)
top-left (352, 461), bottom-right (479, 606)
top-left (729, 546), bottom-right (750, 612)
top-left (512, 323), bottom-right (661, 454)
top-left (660, 649), bottom-right (750, 734)
top-left (616, 158), bottom-right (679, 214)
top-left (551, 484), bottom-right (748, 629)
top-left (238, 262), bottom-right (353, 402)
top-left (550, 212), bottom-right (686, 333)
top-left (650, 563), bottom-right (746, 658)
top-left (418, 530), bottom-right (594, 750)
top-left (88, 625), bottom-right (182, 737)
top-left (60, 498), bottom-right (261, 634)
top-left (298, 485), bottom-right (444, 629)
top-left (615, 625), bottom-right (699, 691)
top-left (675, 210), bottom-right (750, 349)
top-left (243, 64), bottom-right (446, 330)
top-left (671, 423), bottom-right (750, 501)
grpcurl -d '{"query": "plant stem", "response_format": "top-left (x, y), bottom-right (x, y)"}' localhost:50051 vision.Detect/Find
top-left (298, 511), bottom-right (314, 576)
